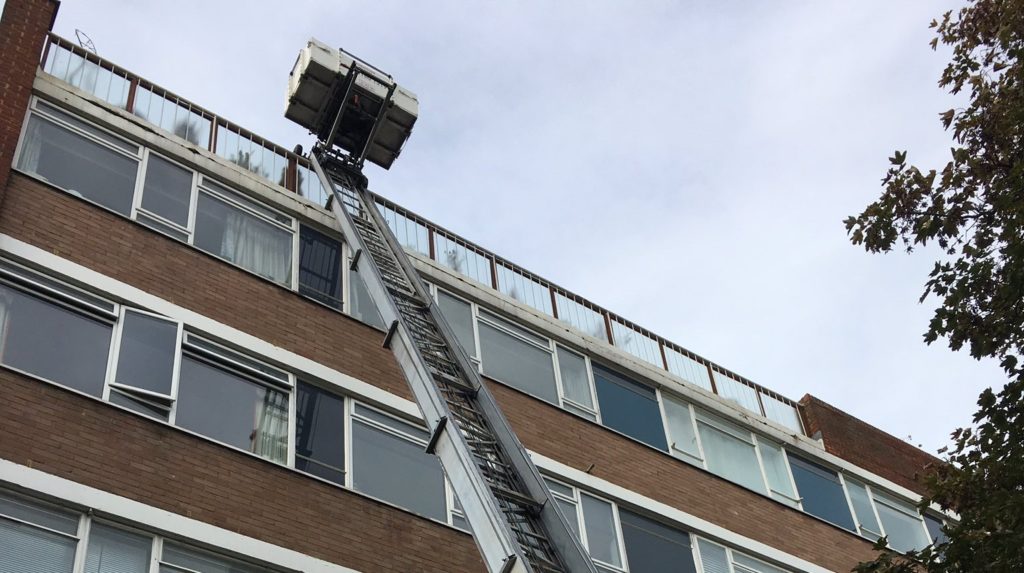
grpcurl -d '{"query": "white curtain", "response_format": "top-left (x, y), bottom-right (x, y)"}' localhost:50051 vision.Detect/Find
top-left (0, 289), bottom-right (12, 362)
top-left (18, 118), bottom-right (44, 173)
top-left (221, 209), bottom-right (291, 285)
top-left (252, 390), bottom-right (288, 463)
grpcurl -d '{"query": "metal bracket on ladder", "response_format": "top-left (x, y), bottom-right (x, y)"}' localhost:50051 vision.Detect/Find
top-left (307, 154), bottom-right (598, 573)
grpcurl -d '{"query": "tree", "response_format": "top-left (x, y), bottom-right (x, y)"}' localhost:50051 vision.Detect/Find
top-left (845, 1), bottom-right (1024, 571)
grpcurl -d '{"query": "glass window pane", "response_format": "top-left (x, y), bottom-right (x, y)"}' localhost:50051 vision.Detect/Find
top-left (18, 115), bottom-right (138, 216)
top-left (580, 494), bottom-right (621, 567)
top-left (712, 371), bottom-right (762, 414)
top-left (109, 389), bottom-right (169, 421)
top-left (115, 310), bottom-right (177, 396)
top-left (194, 192), bottom-right (293, 286)
top-left (35, 101), bottom-right (136, 153)
top-left (141, 155), bottom-right (192, 227)
top-left (176, 356), bottom-right (288, 463)
top-left (551, 497), bottom-right (579, 539)
top-left (592, 366), bottom-right (667, 451)
top-left (352, 419), bottom-right (446, 521)
top-left (697, 539), bottom-right (730, 573)
top-left (733, 553), bottom-right (788, 573)
top-left (161, 542), bottom-right (265, 573)
top-left (495, 265), bottom-right (553, 315)
top-left (845, 478), bottom-right (882, 539)
top-left (874, 495), bottom-right (929, 553)
top-left (295, 382), bottom-right (346, 485)
top-left (619, 509), bottom-right (697, 573)
top-left (433, 233), bottom-right (493, 286)
top-left (924, 514), bottom-right (947, 546)
top-left (0, 518), bottom-right (76, 573)
top-left (298, 226), bottom-right (343, 310)
top-left (663, 397), bottom-right (701, 463)
top-left (758, 440), bottom-right (797, 504)
top-left (0, 283), bottom-right (112, 397)
top-left (696, 415), bottom-right (766, 494)
top-left (349, 267), bottom-right (385, 329)
top-left (610, 321), bottom-right (662, 368)
top-left (84, 523), bottom-right (151, 573)
top-left (437, 291), bottom-right (476, 359)
top-left (479, 321), bottom-right (557, 404)
top-left (664, 348), bottom-right (713, 391)
top-left (556, 346), bottom-right (593, 410)
top-left (554, 293), bottom-right (608, 342)
top-left (760, 392), bottom-right (802, 433)
top-left (788, 455), bottom-right (856, 531)
top-left (0, 493), bottom-right (78, 534)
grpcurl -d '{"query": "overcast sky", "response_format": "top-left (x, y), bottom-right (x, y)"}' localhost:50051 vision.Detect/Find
top-left (49, 1), bottom-right (999, 455)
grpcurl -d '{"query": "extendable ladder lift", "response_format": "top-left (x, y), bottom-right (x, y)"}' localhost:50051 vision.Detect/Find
top-left (286, 40), bottom-right (599, 573)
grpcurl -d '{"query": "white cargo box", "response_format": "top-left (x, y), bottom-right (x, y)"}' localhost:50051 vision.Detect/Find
top-left (286, 38), bottom-right (418, 170)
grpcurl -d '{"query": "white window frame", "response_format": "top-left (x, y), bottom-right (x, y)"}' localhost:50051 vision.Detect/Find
top-left (102, 305), bottom-right (184, 421)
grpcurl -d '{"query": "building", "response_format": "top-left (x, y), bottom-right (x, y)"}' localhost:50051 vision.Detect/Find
top-left (0, 2), bottom-right (949, 572)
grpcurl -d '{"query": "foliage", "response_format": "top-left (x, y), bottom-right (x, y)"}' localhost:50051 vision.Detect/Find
top-left (845, 0), bottom-right (1024, 571)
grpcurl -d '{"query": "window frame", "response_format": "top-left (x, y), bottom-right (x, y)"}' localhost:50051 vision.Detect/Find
top-left (103, 306), bottom-right (184, 421)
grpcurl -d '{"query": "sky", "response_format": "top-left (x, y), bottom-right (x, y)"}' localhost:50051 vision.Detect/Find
top-left (48, 0), bottom-right (999, 456)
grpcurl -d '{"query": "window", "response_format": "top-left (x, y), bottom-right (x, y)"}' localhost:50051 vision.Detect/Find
top-left (788, 454), bottom-right (856, 531)
top-left (697, 538), bottom-right (790, 573)
top-left (663, 395), bottom-right (702, 464)
top-left (592, 365), bottom-right (668, 451)
top-left (351, 404), bottom-right (447, 521)
top-left (194, 178), bottom-right (293, 286)
top-left (874, 494), bottom-right (929, 553)
top-left (18, 101), bottom-right (139, 216)
top-left (758, 440), bottom-right (799, 507)
top-left (437, 289), bottom-right (477, 360)
top-left (298, 225), bottom-right (343, 309)
top-left (295, 382), bottom-right (347, 485)
top-left (349, 266), bottom-right (385, 329)
top-left (160, 541), bottom-right (272, 573)
top-left (0, 269), bottom-right (114, 398)
top-left (0, 492), bottom-right (78, 573)
top-left (924, 514), bottom-right (947, 546)
top-left (139, 153), bottom-right (194, 236)
top-left (544, 478), bottom-right (581, 538)
top-left (845, 478), bottom-right (883, 540)
top-left (695, 411), bottom-right (767, 494)
top-left (175, 336), bottom-right (290, 463)
top-left (581, 493), bottom-right (623, 570)
top-left (109, 309), bottom-right (179, 421)
top-left (556, 346), bottom-right (597, 420)
top-left (84, 523), bottom-right (151, 573)
top-left (618, 509), bottom-right (697, 573)
top-left (478, 310), bottom-right (558, 404)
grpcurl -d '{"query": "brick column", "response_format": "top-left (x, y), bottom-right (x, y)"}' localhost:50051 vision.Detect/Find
top-left (0, 0), bottom-right (60, 204)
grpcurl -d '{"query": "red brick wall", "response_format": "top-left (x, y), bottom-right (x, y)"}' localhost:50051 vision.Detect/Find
top-left (0, 368), bottom-right (484, 573)
top-left (0, 176), bottom-right (880, 571)
top-left (799, 395), bottom-right (941, 496)
top-left (0, 174), bottom-right (413, 402)
top-left (489, 381), bottom-right (877, 572)
top-left (0, 0), bottom-right (58, 200)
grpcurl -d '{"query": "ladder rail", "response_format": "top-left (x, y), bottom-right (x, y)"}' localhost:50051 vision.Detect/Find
top-left (309, 154), bottom-right (598, 573)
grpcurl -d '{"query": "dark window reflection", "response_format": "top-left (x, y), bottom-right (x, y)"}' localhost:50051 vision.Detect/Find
top-left (18, 116), bottom-right (137, 215)
top-left (479, 321), bottom-right (558, 404)
top-left (593, 365), bottom-right (668, 451)
top-left (0, 284), bottom-right (111, 397)
top-left (141, 154), bottom-right (192, 227)
top-left (115, 310), bottom-right (176, 395)
top-left (352, 417), bottom-right (446, 521)
top-left (789, 454), bottom-right (856, 531)
top-left (298, 225), bottom-right (343, 310)
top-left (175, 356), bottom-right (288, 463)
top-left (295, 382), bottom-right (346, 485)
top-left (619, 509), bottom-right (698, 573)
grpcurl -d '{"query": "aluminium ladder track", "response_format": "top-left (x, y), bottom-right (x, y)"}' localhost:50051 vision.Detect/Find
top-left (310, 154), bottom-right (598, 573)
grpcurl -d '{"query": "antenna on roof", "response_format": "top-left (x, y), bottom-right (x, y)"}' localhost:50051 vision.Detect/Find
top-left (284, 39), bottom-right (418, 183)
top-left (74, 30), bottom-right (96, 54)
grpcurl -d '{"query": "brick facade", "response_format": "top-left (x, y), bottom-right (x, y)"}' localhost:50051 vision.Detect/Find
top-left (799, 394), bottom-right (941, 496)
top-left (0, 368), bottom-right (484, 573)
top-left (0, 0), bottom-right (57, 200)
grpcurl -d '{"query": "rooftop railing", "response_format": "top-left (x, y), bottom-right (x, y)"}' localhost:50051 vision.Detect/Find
top-left (38, 34), bottom-right (805, 435)
top-left (40, 34), bottom-right (331, 206)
